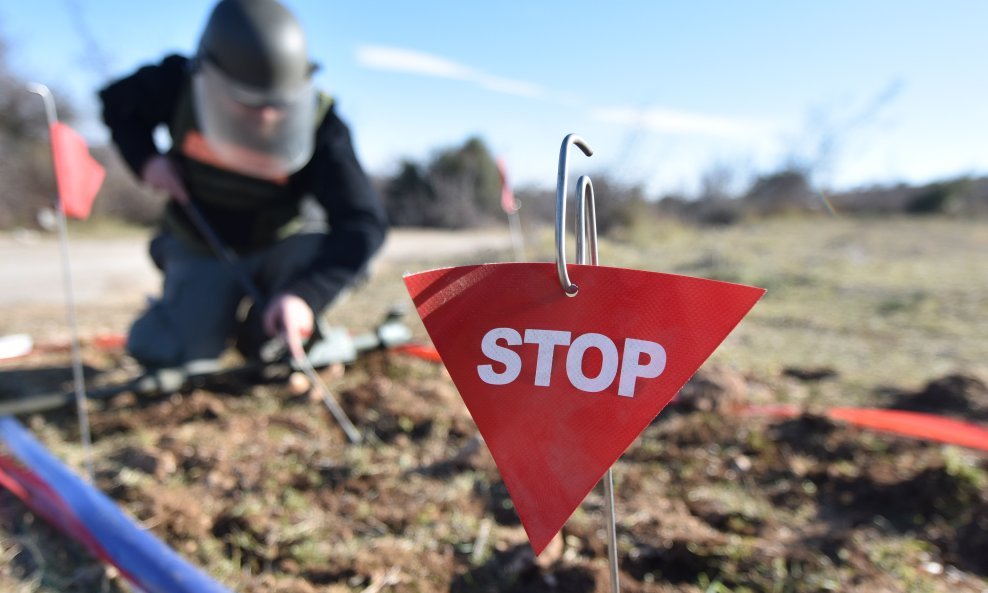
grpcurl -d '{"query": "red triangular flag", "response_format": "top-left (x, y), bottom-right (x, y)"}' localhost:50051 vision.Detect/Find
top-left (497, 158), bottom-right (518, 214)
top-left (49, 122), bottom-right (105, 220)
top-left (404, 262), bottom-right (764, 553)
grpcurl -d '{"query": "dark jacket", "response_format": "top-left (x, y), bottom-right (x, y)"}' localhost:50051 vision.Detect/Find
top-left (99, 54), bottom-right (388, 314)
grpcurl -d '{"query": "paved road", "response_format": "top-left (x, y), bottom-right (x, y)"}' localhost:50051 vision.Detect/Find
top-left (0, 228), bottom-right (513, 306)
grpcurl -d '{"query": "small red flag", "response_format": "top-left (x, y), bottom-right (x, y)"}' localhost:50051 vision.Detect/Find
top-left (49, 122), bottom-right (105, 220)
top-left (497, 158), bottom-right (518, 214)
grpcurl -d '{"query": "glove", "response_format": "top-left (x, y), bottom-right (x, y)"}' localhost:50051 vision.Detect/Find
top-left (263, 293), bottom-right (314, 360)
top-left (141, 154), bottom-right (189, 204)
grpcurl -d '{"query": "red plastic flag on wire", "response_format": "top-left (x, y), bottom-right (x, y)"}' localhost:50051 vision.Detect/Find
top-left (48, 121), bottom-right (105, 220)
top-left (497, 157), bottom-right (518, 214)
top-left (29, 83), bottom-right (103, 478)
top-left (404, 263), bottom-right (765, 553)
top-left (497, 157), bottom-right (526, 261)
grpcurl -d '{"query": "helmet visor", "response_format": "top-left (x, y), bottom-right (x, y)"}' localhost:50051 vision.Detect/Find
top-left (192, 59), bottom-right (316, 179)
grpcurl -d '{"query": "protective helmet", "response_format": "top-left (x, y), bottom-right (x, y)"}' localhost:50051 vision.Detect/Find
top-left (192, 0), bottom-right (317, 179)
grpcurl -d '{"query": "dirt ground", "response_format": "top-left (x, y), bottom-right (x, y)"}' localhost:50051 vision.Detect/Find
top-left (1, 225), bottom-right (987, 593)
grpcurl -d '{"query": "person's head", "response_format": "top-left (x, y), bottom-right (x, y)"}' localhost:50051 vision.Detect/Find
top-left (192, 0), bottom-right (317, 179)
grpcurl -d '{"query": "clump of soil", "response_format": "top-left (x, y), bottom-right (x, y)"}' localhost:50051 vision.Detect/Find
top-left (889, 373), bottom-right (988, 421)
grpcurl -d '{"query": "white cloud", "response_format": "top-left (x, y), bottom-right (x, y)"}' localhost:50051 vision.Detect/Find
top-left (355, 45), bottom-right (471, 79)
top-left (473, 74), bottom-right (543, 99)
top-left (590, 106), bottom-right (770, 137)
top-left (355, 44), bottom-right (544, 99)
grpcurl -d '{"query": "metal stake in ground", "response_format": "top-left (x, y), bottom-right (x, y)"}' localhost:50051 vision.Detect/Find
top-left (28, 82), bottom-right (95, 480)
top-left (177, 199), bottom-right (362, 444)
top-left (291, 345), bottom-right (362, 443)
top-left (555, 133), bottom-right (620, 592)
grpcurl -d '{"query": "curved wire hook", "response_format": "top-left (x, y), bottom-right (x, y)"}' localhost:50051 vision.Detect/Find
top-left (555, 133), bottom-right (593, 296)
top-left (26, 82), bottom-right (58, 125)
top-left (575, 175), bottom-right (598, 267)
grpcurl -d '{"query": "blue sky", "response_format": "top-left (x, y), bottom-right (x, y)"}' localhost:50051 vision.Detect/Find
top-left (2, 1), bottom-right (986, 196)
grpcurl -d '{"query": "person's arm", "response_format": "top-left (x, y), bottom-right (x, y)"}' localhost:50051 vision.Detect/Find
top-left (280, 107), bottom-right (389, 316)
top-left (99, 54), bottom-right (188, 180)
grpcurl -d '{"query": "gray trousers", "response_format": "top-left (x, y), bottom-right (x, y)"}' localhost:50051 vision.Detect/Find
top-left (127, 231), bottom-right (326, 368)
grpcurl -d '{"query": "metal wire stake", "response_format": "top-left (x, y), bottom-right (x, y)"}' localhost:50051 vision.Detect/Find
top-left (554, 136), bottom-right (620, 592)
top-left (291, 349), bottom-right (363, 444)
top-left (555, 134), bottom-right (593, 296)
top-left (603, 468), bottom-right (620, 593)
top-left (28, 82), bottom-right (95, 480)
top-left (576, 176), bottom-right (620, 593)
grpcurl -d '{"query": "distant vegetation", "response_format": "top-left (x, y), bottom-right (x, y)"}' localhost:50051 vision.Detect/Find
top-left (2, 39), bottom-right (986, 235)
top-left (0, 39), bottom-right (164, 230)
